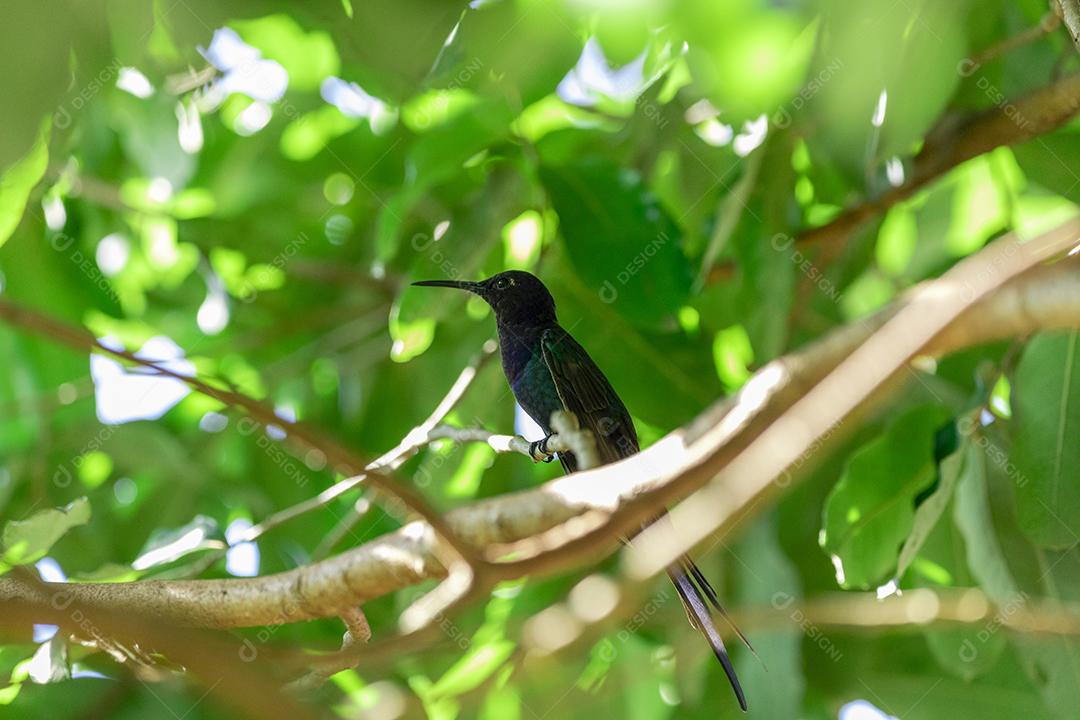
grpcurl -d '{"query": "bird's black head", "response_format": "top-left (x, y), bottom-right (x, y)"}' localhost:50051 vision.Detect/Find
top-left (413, 270), bottom-right (557, 327)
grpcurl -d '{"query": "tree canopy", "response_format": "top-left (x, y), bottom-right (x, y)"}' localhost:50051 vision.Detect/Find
top-left (2, 1), bottom-right (1080, 719)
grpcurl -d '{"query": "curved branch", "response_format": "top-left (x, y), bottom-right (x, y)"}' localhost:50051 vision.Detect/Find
top-left (3, 224), bottom-right (1079, 630)
top-left (804, 72), bottom-right (1080, 254)
top-left (708, 71), bottom-right (1080, 285)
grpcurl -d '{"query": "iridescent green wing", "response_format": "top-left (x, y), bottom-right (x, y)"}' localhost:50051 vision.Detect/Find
top-left (540, 326), bottom-right (638, 470)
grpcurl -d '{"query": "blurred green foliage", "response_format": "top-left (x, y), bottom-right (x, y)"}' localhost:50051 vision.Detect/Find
top-left (2, 0), bottom-right (1080, 718)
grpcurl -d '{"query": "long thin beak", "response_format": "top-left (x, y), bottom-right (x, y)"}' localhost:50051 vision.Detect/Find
top-left (412, 279), bottom-right (483, 294)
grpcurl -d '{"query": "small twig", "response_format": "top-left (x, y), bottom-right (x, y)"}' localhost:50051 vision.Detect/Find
top-left (165, 65), bottom-right (218, 95)
top-left (286, 607), bottom-right (374, 692)
top-left (970, 10), bottom-right (1060, 67)
top-left (427, 425), bottom-right (553, 458)
top-left (427, 410), bottom-right (598, 469)
top-left (311, 498), bottom-right (372, 562)
top-left (398, 562), bottom-right (475, 634)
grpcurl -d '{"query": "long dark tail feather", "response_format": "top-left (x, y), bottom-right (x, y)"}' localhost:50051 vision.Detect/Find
top-left (684, 559), bottom-right (757, 658)
top-left (668, 562), bottom-right (748, 712)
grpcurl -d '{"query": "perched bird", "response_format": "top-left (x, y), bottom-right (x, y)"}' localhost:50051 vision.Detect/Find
top-left (414, 269), bottom-right (748, 711)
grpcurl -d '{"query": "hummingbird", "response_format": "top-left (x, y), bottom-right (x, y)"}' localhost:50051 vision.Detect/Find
top-left (414, 269), bottom-right (748, 711)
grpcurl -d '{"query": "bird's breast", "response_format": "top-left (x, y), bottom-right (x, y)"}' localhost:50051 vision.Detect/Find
top-left (510, 357), bottom-right (564, 434)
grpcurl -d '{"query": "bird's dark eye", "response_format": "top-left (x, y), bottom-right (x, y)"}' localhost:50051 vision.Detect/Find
top-left (494, 278), bottom-right (510, 290)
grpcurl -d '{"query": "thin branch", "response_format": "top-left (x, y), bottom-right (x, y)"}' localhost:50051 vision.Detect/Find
top-left (732, 589), bottom-right (1080, 637)
top-left (428, 409), bottom-right (599, 468)
top-left (514, 584), bottom-right (1080, 668)
top-left (970, 10), bottom-right (1061, 67)
top-left (0, 300), bottom-right (484, 579)
top-left (186, 343), bottom-right (498, 575)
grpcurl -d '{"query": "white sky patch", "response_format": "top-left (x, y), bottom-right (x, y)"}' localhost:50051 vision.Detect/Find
top-left (829, 553), bottom-right (847, 586)
top-left (871, 89), bottom-right (888, 128)
top-left (321, 77), bottom-right (396, 133)
top-left (267, 404), bottom-right (296, 441)
top-left (840, 699), bottom-right (899, 720)
top-left (96, 233), bottom-right (130, 276)
top-left (696, 118), bottom-right (734, 147)
top-left (33, 558), bottom-right (65, 642)
top-left (685, 98), bottom-right (720, 124)
top-left (148, 222), bottom-right (178, 267)
top-left (514, 402), bottom-right (544, 441)
top-left (32, 624), bottom-right (58, 643)
top-left (114, 477), bottom-right (137, 505)
top-left (177, 100), bottom-right (204, 154)
top-left (875, 578), bottom-right (900, 600)
top-left (201, 26), bottom-right (260, 69)
top-left (505, 212), bottom-right (541, 265)
top-left (433, 219), bottom-right (451, 241)
top-left (43, 195), bottom-right (66, 231)
top-left (71, 665), bottom-right (110, 680)
top-left (27, 638), bottom-right (65, 683)
top-left (234, 100), bottom-right (272, 136)
top-left (225, 518), bottom-right (260, 577)
top-left (147, 177), bottom-right (174, 203)
top-left (557, 37), bottom-right (648, 106)
top-left (36, 557), bottom-right (66, 583)
top-left (199, 411), bottom-right (228, 432)
top-left (197, 282), bottom-right (230, 336)
top-left (91, 336), bottom-right (193, 425)
top-left (733, 114), bottom-right (768, 157)
top-left (198, 27), bottom-right (288, 108)
top-left (885, 156), bottom-right (905, 187)
top-left (117, 67), bottom-right (154, 98)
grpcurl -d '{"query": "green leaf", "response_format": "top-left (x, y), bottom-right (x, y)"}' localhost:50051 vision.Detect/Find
top-left (280, 106), bottom-right (360, 161)
top-left (894, 436), bottom-right (966, 582)
top-left (0, 117), bottom-right (49, 249)
top-left (1013, 132), bottom-right (1080, 205)
top-left (732, 513), bottom-right (805, 716)
top-left (541, 159), bottom-right (692, 327)
top-left (821, 404), bottom-right (951, 588)
top-left (377, 98), bottom-right (512, 262)
top-left (875, 205), bottom-right (917, 276)
top-left (1010, 332), bottom-right (1080, 548)
top-left (953, 437), bottom-right (1020, 605)
top-left (915, 488), bottom-right (1006, 681)
top-left (1, 497), bottom-right (90, 567)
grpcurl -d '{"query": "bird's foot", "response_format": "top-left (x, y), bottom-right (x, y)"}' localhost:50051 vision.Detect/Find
top-left (529, 436), bottom-right (556, 463)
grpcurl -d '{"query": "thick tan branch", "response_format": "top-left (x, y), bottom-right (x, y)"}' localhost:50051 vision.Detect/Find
top-left (3, 236), bottom-right (1079, 630)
